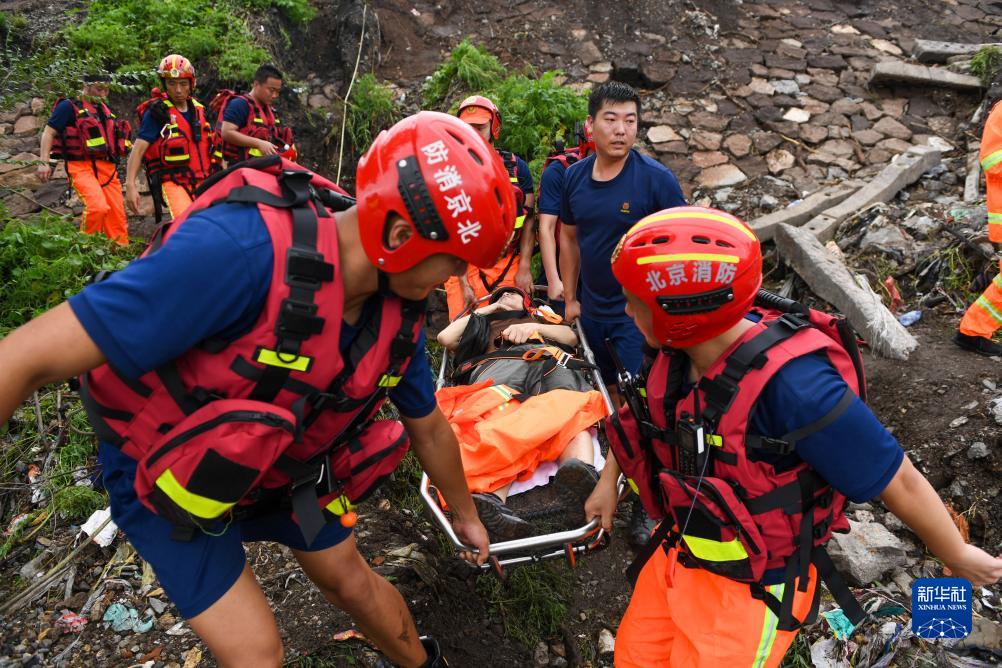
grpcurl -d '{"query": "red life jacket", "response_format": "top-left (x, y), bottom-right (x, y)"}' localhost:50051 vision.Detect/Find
top-left (51, 98), bottom-right (132, 162)
top-left (606, 293), bottom-right (869, 631)
top-left (80, 156), bottom-right (423, 544)
top-left (209, 90), bottom-right (296, 166)
top-left (136, 92), bottom-right (213, 188)
top-left (537, 145), bottom-right (586, 260)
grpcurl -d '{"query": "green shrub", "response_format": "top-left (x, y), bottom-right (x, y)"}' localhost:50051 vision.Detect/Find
top-left (0, 209), bottom-right (139, 335)
top-left (972, 46), bottom-right (1002, 87)
top-left (476, 562), bottom-right (574, 646)
top-left (423, 39), bottom-right (507, 108)
top-left (346, 73), bottom-right (402, 155)
top-left (423, 40), bottom-right (588, 178)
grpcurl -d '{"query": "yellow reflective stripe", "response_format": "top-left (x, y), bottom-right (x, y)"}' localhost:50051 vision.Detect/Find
top-left (636, 253), bottom-right (740, 265)
top-left (510, 176), bottom-right (519, 183)
top-left (253, 117), bottom-right (265, 124)
top-left (85, 137), bottom-right (107, 147)
top-left (155, 469), bottom-right (234, 519)
top-left (515, 214), bottom-right (526, 229)
top-left (255, 348), bottom-right (312, 372)
top-left (248, 148), bottom-right (263, 156)
top-left (164, 153), bottom-right (190, 162)
top-left (638, 387), bottom-right (647, 397)
top-left (377, 374), bottom-right (402, 388)
top-left (988, 212), bottom-right (1002, 223)
top-left (981, 149), bottom-right (1002, 172)
top-left (975, 295), bottom-right (1002, 325)
top-left (627, 478), bottom-right (640, 495)
top-left (682, 534), bottom-right (749, 561)
top-left (993, 274), bottom-right (1002, 290)
top-left (487, 385), bottom-right (515, 403)
top-left (629, 210), bottom-right (758, 241)
top-left (193, 100), bottom-right (204, 108)
top-left (706, 434), bottom-right (723, 447)
top-left (752, 583), bottom-right (784, 668)
top-left (325, 496), bottom-right (354, 515)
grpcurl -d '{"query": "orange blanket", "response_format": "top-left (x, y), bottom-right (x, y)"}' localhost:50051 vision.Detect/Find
top-left (437, 380), bottom-right (609, 493)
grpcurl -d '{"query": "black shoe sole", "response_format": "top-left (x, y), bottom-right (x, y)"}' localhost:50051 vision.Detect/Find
top-left (473, 495), bottom-right (534, 542)
top-left (954, 334), bottom-right (1002, 357)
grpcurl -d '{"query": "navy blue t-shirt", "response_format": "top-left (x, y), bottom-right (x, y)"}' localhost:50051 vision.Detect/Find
top-left (47, 99), bottom-right (76, 131)
top-left (538, 160), bottom-right (567, 216)
top-left (68, 203), bottom-right (436, 419)
top-left (222, 97), bottom-right (252, 127)
top-left (560, 150), bottom-right (686, 320)
top-left (137, 103), bottom-right (197, 143)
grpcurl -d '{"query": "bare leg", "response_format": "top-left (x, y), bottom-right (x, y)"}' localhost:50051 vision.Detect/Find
top-left (491, 482), bottom-right (513, 502)
top-left (558, 430), bottom-right (595, 466)
top-left (186, 563), bottom-right (284, 667)
top-left (294, 534), bottom-right (427, 668)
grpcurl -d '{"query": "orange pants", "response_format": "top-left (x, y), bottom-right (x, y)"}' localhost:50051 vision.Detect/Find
top-left (616, 545), bottom-right (817, 668)
top-left (444, 252), bottom-right (521, 320)
top-left (67, 160), bottom-right (127, 245)
top-left (959, 260), bottom-right (1002, 338)
top-left (161, 180), bottom-right (195, 220)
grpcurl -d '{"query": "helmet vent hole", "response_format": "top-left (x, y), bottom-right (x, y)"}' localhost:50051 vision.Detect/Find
top-left (447, 129), bottom-right (466, 145)
top-left (692, 235), bottom-right (710, 245)
top-left (468, 149), bottom-right (483, 165)
top-left (716, 240), bottom-right (735, 248)
top-left (652, 236), bottom-right (670, 244)
top-left (494, 188), bottom-right (502, 206)
top-left (629, 239), bottom-right (647, 247)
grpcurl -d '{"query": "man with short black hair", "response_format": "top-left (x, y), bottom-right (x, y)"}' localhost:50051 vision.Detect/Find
top-left (560, 81), bottom-right (687, 547)
top-left (213, 63), bottom-right (296, 166)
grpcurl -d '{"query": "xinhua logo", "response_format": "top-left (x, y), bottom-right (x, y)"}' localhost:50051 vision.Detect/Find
top-left (911, 578), bottom-right (972, 639)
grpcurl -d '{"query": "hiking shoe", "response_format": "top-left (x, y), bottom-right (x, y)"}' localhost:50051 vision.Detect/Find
top-left (420, 636), bottom-right (448, 667)
top-left (473, 492), bottom-right (534, 542)
top-left (628, 497), bottom-right (657, 550)
top-left (954, 332), bottom-right (1002, 357)
top-left (552, 459), bottom-right (600, 526)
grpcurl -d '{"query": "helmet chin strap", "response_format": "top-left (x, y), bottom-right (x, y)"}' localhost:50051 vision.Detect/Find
top-left (377, 269), bottom-right (395, 297)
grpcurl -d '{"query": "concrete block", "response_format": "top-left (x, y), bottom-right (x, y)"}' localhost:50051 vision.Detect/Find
top-left (749, 182), bottom-right (860, 241)
top-left (869, 61), bottom-right (983, 91)
top-left (802, 146), bottom-right (941, 240)
top-left (912, 40), bottom-right (1002, 64)
top-left (775, 223), bottom-right (918, 360)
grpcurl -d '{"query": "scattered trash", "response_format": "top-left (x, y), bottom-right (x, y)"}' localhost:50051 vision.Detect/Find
top-left (597, 628), bottom-right (615, 656)
top-left (821, 608), bottom-right (857, 640)
top-left (102, 602), bottom-right (155, 633)
top-left (182, 646), bottom-right (203, 668)
top-left (27, 464), bottom-right (45, 504)
top-left (55, 609), bottom-right (87, 634)
top-left (332, 629), bottom-right (370, 644)
top-left (882, 276), bottom-right (904, 313)
top-left (165, 620), bottom-right (190, 636)
top-left (147, 597), bottom-right (167, 615)
top-left (897, 310), bottom-right (922, 327)
top-left (79, 507), bottom-right (118, 547)
top-left (3, 512), bottom-right (30, 537)
top-left (810, 637), bottom-right (850, 668)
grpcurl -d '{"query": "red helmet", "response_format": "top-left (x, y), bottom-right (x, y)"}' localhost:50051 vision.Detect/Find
top-left (157, 54), bottom-right (195, 89)
top-left (356, 111), bottom-right (516, 273)
top-left (457, 95), bottom-right (501, 141)
top-left (611, 206), bottom-right (762, 348)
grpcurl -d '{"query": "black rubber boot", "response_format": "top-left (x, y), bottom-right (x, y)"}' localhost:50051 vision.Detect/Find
top-left (628, 497), bottom-right (657, 549)
top-left (954, 331), bottom-right (1002, 357)
top-left (472, 492), bottom-right (534, 542)
top-left (420, 636), bottom-right (448, 667)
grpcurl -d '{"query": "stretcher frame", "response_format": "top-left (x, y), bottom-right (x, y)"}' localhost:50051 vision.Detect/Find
top-left (420, 292), bottom-right (624, 573)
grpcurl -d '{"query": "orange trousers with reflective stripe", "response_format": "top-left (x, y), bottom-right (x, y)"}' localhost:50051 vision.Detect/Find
top-left (444, 251), bottom-right (521, 320)
top-left (67, 160), bottom-right (127, 245)
top-left (959, 260), bottom-right (1002, 339)
top-left (161, 181), bottom-right (195, 221)
top-left (615, 545), bottom-right (817, 668)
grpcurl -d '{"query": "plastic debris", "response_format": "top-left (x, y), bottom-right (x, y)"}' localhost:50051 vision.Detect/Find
top-left (55, 609), bottom-right (88, 634)
top-left (80, 507), bottom-right (118, 547)
top-left (3, 512), bottom-right (30, 536)
top-left (333, 629), bottom-right (370, 644)
top-left (102, 602), bottom-right (155, 633)
top-left (821, 608), bottom-right (857, 640)
top-left (897, 310), bottom-right (922, 327)
top-left (28, 464), bottom-right (46, 505)
top-left (882, 276), bottom-right (903, 313)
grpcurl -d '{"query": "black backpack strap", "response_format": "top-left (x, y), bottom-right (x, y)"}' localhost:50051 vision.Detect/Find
top-left (698, 314), bottom-right (810, 426)
top-left (746, 386), bottom-right (856, 456)
top-left (625, 521), bottom-right (679, 588)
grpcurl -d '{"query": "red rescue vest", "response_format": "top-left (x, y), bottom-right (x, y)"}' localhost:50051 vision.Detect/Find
top-left (51, 98), bottom-right (132, 162)
top-left (607, 294), bottom-right (869, 631)
top-left (136, 94), bottom-right (213, 188)
top-left (80, 156), bottom-right (422, 544)
top-left (209, 91), bottom-right (296, 166)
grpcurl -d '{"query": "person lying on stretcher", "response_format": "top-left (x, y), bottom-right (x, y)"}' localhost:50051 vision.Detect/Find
top-left (436, 287), bottom-right (608, 541)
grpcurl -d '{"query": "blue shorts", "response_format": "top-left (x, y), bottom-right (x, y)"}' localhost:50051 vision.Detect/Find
top-left (578, 315), bottom-right (644, 384)
top-left (99, 443), bottom-right (352, 619)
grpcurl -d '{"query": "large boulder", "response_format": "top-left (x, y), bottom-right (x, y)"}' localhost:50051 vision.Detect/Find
top-left (827, 519), bottom-right (909, 586)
